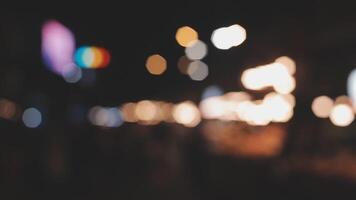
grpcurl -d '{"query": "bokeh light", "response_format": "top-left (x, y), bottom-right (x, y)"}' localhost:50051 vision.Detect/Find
top-left (88, 106), bottom-right (123, 128)
top-left (42, 20), bottom-right (76, 76)
top-left (187, 60), bottom-right (209, 81)
top-left (275, 56), bottom-right (296, 75)
top-left (201, 85), bottom-right (223, 100)
top-left (173, 101), bottom-right (201, 127)
top-left (63, 66), bottom-right (82, 83)
top-left (121, 103), bottom-right (138, 123)
top-left (22, 108), bottom-right (42, 128)
top-left (211, 24), bottom-right (246, 50)
top-left (311, 96), bottom-right (334, 118)
top-left (175, 26), bottom-right (198, 47)
top-left (135, 100), bottom-right (159, 123)
top-left (177, 55), bottom-right (191, 74)
top-left (347, 69), bottom-right (356, 103)
top-left (145, 54), bottom-right (167, 75)
top-left (0, 98), bottom-right (18, 120)
top-left (185, 40), bottom-right (208, 60)
top-left (241, 62), bottom-right (295, 94)
top-left (74, 46), bottom-right (111, 69)
top-left (329, 104), bottom-right (354, 127)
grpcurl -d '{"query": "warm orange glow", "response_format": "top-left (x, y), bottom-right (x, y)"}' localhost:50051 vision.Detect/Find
top-left (202, 122), bottom-right (286, 158)
top-left (121, 103), bottom-right (138, 122)
top-left (335, 95), bottom-right (352, 105)
top-left (0, 98), bottom-right (18, 120)
top-left (145, 54), bottom-right (167, 75)
top-left (311, 96), bottom-right (334, 118)
top-left (135, 100), bottom-right (158, 122)
top-left (329, 104), bottom-right (354, 127)
top-left (175, 26), bottom-right (198, 47)
top-left (173, 101), bottom-right (201, 127)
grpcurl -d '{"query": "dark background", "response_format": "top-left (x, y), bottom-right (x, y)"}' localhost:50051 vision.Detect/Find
top-left (1, 1), bottom-right (356, 199)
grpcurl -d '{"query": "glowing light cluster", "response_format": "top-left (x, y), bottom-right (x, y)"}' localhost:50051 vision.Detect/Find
top-left (241, 58), bottom-right (296, 94)
top-left (312, 95), bottom-right (355, 127)
top-left (200, 91), bottom-right (295, 126)
top-left (121, 101), bottom-right (174, 125)
top-left (74, 46), bottom-right (111, 69)
top-left (88, 106), bottom-right (123, 128)
top-left (211, 24), bottom-right (247, 50)
top-left (42, 20), bottom-right (76, 76)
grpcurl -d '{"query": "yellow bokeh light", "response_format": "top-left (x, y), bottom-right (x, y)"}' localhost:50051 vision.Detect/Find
top-left (145, 54), bottom-right (167, 75)
top-left (175, 26), bottom-right (198, 47)
top-left (329, 104), bottom-right (354, 127)
top-left (311, 96), bottom-right (334, 118)
top-left (173, 101), bottom-right (201, 127)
